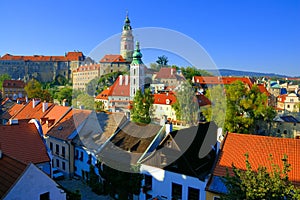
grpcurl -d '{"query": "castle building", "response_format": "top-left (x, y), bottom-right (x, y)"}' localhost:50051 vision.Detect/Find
top-left (72, 63), bottom-right (101, 91)
top-left (120, 13), bottom-right (134, 63)
top-left (0, 52), bottom-right (85, 82)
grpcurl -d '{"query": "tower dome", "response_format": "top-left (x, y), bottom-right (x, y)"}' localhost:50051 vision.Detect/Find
top-left (131, 41), bottom-right (143, 65)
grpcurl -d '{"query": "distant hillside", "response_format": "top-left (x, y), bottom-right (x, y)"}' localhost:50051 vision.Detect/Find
top-left (206, 69), bottom-right (290, 78)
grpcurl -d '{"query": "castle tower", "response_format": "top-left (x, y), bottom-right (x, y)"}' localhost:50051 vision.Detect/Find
top-left (130, 41), bottom-right (145, 99)
top-left (120, 13), bottom-right (134, 62)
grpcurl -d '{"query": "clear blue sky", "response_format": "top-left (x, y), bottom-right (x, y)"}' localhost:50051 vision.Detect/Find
top-left (0, 0), bottom-right (299, 76)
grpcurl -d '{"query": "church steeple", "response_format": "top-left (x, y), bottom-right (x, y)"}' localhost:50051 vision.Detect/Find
top-left (120, 12), bottom-right (134, 62)
top-left (130, 41), bottom-right (145, 99)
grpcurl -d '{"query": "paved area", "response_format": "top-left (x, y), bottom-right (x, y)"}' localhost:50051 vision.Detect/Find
top-left (58, 178), bottom-right (111, 200)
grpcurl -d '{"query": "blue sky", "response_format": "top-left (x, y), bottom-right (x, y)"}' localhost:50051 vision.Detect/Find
top-left (0, 0), bottom-right (299, 76)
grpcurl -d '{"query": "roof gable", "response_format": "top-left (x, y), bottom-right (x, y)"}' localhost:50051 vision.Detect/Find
top-left (0, 123), bottom-right (50, 164)
top-left (100, 54), bottom-right (127, 63)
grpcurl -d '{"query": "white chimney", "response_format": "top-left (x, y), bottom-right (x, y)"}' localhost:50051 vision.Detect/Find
top-left (42, 102), bottom-right (48, 113)
top-left (171, 68), bottom-right (173, 75)
top-left (125, 75), bottom-right (129, 85)
top-left (25, 96), bottom-right (28, 103)
top-left (119, 75), bottom-right (123, 85)
top-left (32, 99), bottom-right (40, 108)
top-left (165, 121), bottom-right (173, 135)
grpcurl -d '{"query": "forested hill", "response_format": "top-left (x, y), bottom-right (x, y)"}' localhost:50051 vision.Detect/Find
top-left (206, 69), bottom-right (293, 78)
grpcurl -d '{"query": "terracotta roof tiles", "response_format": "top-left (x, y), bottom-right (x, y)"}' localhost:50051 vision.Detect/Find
top-left (153, 92), bottom-right (176, 105)
top-left (213, 133), bottom-right (300, 186)
top-left (0, 122), bottom-right (50, 164)
top-left (99, 54), bottom-right (127, 63)
top-left (0, 154), bottom-right (27, 198)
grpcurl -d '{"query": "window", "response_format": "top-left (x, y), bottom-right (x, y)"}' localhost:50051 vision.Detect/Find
top-left (62, 146), bottom-right (65, 157)
top-left (80, 151), bottom-right (83, 161)
top-left (172, 182), bottom-right (182, 200)
top-left (40, 192), bottom-right (50, 200)
top-left (55, 144), bottom-right (59, 155)
top-left (62, 161), bottom-right (66, 171)
top-left (213, 197), bottom-right (221, 200)
top-left (56, 159), bottom-right (60, 168)
top-left (144, 175), bottom-right (152, 190)
top-left (75, 149), bottom-right (79, 159)
top-left (188, 187), bottom-right (200, 200)
top-left (49, 142), bottom-right (53, 151)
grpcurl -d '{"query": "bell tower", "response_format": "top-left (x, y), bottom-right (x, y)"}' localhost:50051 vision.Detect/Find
top-left (130, 41), bottom-right (145, 99)
top-left (120, 13), bottom-right (134, 62)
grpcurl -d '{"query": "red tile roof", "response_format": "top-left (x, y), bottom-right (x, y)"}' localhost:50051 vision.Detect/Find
top-left (0, 153), bottom-right (27, 198)
top-left (2, 80), bottom-right (25, 88)
top-left (2, 103), bottom-right (25, 119)
top-left (153, 92), bottom-right (177, 105)
top-left (155, 67), bottom-right (185, 80)
top-left (196, 94), bottom-right (211, 106)
top-left (277, 94), bottom-right (288, 103)
top-left (40, 105), bottom-right (71, 135)
top-left (13, 100), bottom-right (54, 121)
top-left (192, 76), bottom-right (254, 87)
top-left (74, 63), bottom-right (100, 72)
top-left (46, 109), bottom-right (91, 140)
top-left (99, 54), bottom-right (127, 63)
top-left (95, 88), bottom-right (110, 100)
top-left (0, 51), bottom-right (84, 62)
top-left (213, 133), bottom-right (300, 186)
top-left (257, 84), bottom-right (270, 96)
top-left (0, 122), bottom-right (50, 164)
top-left (108, 75), bottom-right (130, 97)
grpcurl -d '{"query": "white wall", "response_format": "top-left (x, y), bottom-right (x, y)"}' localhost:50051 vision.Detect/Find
top-left (4, 164), bottom-right (66, 200)
top-left (140, 164), bottom-right (207, 200)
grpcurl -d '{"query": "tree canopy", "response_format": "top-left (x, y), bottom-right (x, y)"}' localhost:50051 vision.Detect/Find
top-left (24, 79), bottom-right (52, 102)
top-left (156, 55), bottom-right (169, 66)
top-left (172, 81), bottom-right (199, 125)
top-left (180, 66), bottom-right (212, 81)
top-left (0, 74), bottom-right (12, 88)
top-left (222, 153), bottom-right (300, 200)
top-left (131, 88), bottom-right (154, 124)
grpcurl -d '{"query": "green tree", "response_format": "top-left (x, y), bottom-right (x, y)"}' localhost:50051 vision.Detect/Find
top-left (225, 81), bottom-right (276, 134)
top-left (202, 85), bottom-right (226, 128)
top-left (131, 88), bottom-right (154, 124)
top-left (222, 153), bottom-right (300, 200)
top-left (172, 81), bottom-right (199, 125)
top-left (0, 74), bottom-right (12, 88)
top-left (181, 66), bottom-right (212, 81)
top-left (156, 55), bottom-right (169, 67)
top-left (24, 79), bottom-right (52, 101)
top-left (95, 101), bottom-right (104, 112)
top-left (72, 93), bottom-right (95, 110)
top-left (55, 87), bottom-right (73, 105)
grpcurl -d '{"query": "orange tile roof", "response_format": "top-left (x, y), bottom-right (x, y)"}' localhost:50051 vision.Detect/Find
top-left (193, 76), bottom-right (254, 87)
top-left (99, 54), bottom-right (127, 63)
top-left (277, 94), bottom-right (288, 103)
top-left (46, 109), bottom-right (91, 140)
top-left (95, 88), bottom-right (111, 100)
top-left (108, 75), bottom-right (130, 97)
top-left (153, 92), bottom-right (177, 105)
top-left (213, 133), bottom-right (300, 186)
top-left (0, 153), bottom-right (27, 198)
top-left (0, 122), bottom-right (50, 164)
top-left (0, 51), bottom-right (84, 62)
top-left (257, 84), bottom-right (270, 96)
top-left (2, 80), bottom-right (25, 88)
top-left (2, 103), bottom-right (25, 119)
top-left (13, 100), bottom-right (54, 121)
top-left (74, 63), bottom-right (100, 72)
top-left (40, 105), bottom-right (71, 135)
top-left (196, 94), bottom-right (211, 106)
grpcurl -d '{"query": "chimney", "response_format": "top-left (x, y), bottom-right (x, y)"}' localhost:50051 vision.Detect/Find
top-left (42, 101), bottom-right (48, 113)
top-left (62, 99), bottom-right (68, 106)
top-left (32, 99), bottom-right (40, 108)
top-left (125, 75), bottom-right (129, 85)
top-left (125, 111), bottom-right (130, 120)
top-left (165, 121), bottom-right (173, 135)
top-left (119, 75), bottom-right (123, 85)
top-left (25, 96), bottom-right (28, 103)
top-left (171, 68), bottom-right (173, 75)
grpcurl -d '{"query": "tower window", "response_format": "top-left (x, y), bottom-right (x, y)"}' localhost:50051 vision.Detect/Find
top-left (124, 45), bottom-right (127, 49)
